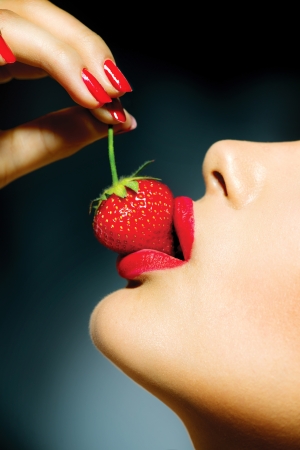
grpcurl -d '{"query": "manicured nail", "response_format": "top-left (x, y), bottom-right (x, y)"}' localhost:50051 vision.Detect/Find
top-left (104, 60), bottom-right (132, 93)
top-left (0, 34), bottom-right (16, 63)
top-left (105, 98), bottom-right (126, 123)
top-left (114, 115), bottom-right (137, 135)
top-left (82, 68), bottom-right (111, 105)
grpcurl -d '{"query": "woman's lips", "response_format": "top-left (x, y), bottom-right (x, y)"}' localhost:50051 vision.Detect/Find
top-left (173, 196), bottom-right (195, 261)
top-left (116, 196), bottom-right (194, 280)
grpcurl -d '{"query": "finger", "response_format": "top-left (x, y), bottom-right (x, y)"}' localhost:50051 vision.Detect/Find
top-left (2, 0), bottom-right (132, 96)
top-left (0, 61), bottom-right (47, 82)
top-left (90, 98), bottom-right (128, 124)
top-left (0, 9), bottom-right (110, 108)
top-left (0, 106), bottom-right (136, 188)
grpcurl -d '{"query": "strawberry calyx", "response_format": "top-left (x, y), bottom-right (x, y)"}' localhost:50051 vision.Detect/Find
top-left (90, 125), bottom-right (160, 212)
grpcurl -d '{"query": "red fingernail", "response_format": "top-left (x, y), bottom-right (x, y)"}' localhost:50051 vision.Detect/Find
top-left (82, 68), bottom-right (111, 105)
top-left (105, 98), bottom-right (126, 123)
top-left (104, 60), bottom-right (132, 93)
top-left (114, 116), bottom-right (137, 134)
top-left (0, 34), bottom-right (16, 63)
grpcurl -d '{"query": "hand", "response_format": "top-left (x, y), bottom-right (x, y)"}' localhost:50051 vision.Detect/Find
top-left (0, 0), bottom-right (136, 188)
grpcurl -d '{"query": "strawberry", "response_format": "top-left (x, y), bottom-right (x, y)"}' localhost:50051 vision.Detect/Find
top-left (91, 126), bottom-right (175, 256)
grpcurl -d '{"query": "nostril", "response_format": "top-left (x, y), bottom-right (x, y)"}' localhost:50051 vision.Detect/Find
top-left (213, 171), bottom-right (228, 196)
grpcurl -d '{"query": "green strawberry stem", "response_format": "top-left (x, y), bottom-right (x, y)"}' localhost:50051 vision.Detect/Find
top-left (90, 125), bottom-right (161, 213)
top-left (108, 125), bottom-right (118, 185)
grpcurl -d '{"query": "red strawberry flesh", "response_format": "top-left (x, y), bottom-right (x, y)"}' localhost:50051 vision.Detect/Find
top-left (93, 180), bottom-right (175, 255)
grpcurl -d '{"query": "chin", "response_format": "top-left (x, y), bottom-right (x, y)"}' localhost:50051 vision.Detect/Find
top-left (90, 287), bottom-right (138, 365)
top-left (89, 265), bottom-right (193, 396)
top-left (90, 280), bottom-right (151, 365)
top-left (89, 282), bottom-right (192, 431)
top-left (89, 276), bottom-right (300, 449)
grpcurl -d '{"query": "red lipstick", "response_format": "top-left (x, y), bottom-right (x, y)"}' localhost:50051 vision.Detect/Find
top-left (116, 196), bottom-right (194, 279)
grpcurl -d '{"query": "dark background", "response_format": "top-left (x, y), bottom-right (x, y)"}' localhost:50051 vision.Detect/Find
top-left (1, 3), bottom-right (300, 449)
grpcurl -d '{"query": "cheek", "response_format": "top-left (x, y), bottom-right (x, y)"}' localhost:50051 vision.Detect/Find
top-left (187, 200), bottom-right (300, 395)
top-left (194, 221), bottom-right (298, 359)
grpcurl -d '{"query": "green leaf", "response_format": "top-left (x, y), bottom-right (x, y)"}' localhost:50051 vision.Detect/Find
top-left (106, 186), bottom-right (115, 196)
top-left (131, 160), bottom-right (154, 177)
top-left (114, 184), bottom-right (127, 198)
top-left (123, 180), bottom-right (139, 192)
top-left (100, 193), bottom-right (108, 200)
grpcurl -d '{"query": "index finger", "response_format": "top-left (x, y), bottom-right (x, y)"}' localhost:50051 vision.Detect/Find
top-left (2, 0), bottom-right (132, 96)
top-left (0, 9), bottom-right (112, 108)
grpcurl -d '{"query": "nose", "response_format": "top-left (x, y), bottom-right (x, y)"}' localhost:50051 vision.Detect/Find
top-left (202, 140), bottom-right (267, 208)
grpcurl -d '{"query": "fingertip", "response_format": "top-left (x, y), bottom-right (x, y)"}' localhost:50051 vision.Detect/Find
top-left (103, 59), bottom-right (132, 93)
top-left (128, 115), bottom-right (137, 130)
top-left (90, 98), bottom-right (127, 124)
top-left (114, 114), bottom-right (137, 135)
top-left (105, 98), bottom-right (126, 122)
top-left (81, 68), bottom-right (112, 105)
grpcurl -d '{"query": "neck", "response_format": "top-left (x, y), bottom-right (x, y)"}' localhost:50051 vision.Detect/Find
top-left (177, 406), bottom-right (299, 450)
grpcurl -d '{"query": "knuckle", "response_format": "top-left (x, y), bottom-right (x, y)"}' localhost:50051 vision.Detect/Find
top-left (80, 29), bottom-right (110, 55)
top-left (43, 40), bottom-right (75, 69)
top-left (0, 8), bottom-right (18, 23)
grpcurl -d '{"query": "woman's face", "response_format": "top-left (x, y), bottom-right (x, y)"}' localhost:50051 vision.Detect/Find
top-left (91, 140), bottom-right (300, 447)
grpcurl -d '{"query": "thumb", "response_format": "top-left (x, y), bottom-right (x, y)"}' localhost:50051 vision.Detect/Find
top-left (0, 106), bottom-right (136, 188)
